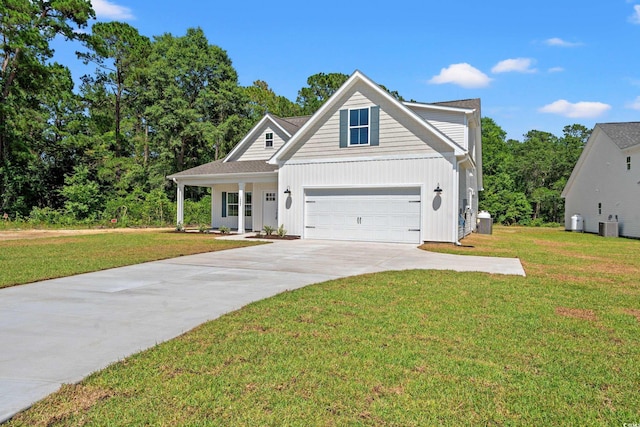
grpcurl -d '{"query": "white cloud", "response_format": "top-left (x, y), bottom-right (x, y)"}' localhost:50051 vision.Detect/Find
top-left (491, 58), bottom-right (537, 74)
top-left (626, 96), bottom-right (640, 110)
top-left (539, 99), bottom-right (611, 118)
top-left (428, 63), bottom-right (492, 89)
top-left (92, 0), bottom-right (134, 20)
top-left (630, 5), bottom-right (640, 24)
top-left (544, 37), bottom-right (582, 47)
top-left (548, 67), bottom-right (565, 73)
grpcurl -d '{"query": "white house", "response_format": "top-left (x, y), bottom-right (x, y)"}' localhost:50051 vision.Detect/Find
top-left (562, 122), bottom-right (640, 238)
top-left (168, 70), bottom-right (482, 244)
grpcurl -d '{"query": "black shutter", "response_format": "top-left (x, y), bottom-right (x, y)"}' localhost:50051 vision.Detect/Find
top-left (370, 106), bottom-right (380, 146)
top-left (339, 109), bottom-right (348, 148)
top-left (221, 192), bottom-right (227, 217)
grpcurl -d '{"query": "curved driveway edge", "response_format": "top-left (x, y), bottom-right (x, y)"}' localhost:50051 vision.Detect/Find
top-left (0, 239), bottom-right (524, 422)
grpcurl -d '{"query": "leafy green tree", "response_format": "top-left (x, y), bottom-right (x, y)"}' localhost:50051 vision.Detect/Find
top-left (78, 21), bottom-right (151, 155)
top-left (60, 165), bottom-right (102, 220)
top-left (296, 72), bottom-right (349, 114)
top-left (144, 28), bottom-right (247, 172)
top-left (245, 80), bottom-right (301, 121)
top-left (0, 0), bottom-right (94, 162)
top-left (0, 0), bottom-right (94, 215)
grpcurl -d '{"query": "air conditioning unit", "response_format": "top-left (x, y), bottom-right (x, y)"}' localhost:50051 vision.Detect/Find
top-left (598, 221), bottom-right (619, 238)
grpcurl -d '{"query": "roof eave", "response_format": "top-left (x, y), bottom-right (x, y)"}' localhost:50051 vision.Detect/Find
top-left (271, 70), bottom-right (466, 163)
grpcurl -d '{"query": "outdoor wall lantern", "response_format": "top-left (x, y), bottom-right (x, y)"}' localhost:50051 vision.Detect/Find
top-left (434, 183), bottom-right (443, 194)
top-left (284, 186), bottom-right (291, 195)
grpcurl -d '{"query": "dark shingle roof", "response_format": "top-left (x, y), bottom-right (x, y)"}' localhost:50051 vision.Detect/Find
top-left (272, 115), bottom-right (312, 135)
top-left (598, 122), bottom-right (640, 150)
top-left (430, 98), bottom-right (481, 113)
top-left (167, 160), bottom-right (278, 178)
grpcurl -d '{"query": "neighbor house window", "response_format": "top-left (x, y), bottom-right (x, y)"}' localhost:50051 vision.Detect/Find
top-left (265, 132), bottom-right (273, 148)
top-left (349, 108), bottom-right (369, 145)
top-left (226, 192), bottom-right (252, 217)
top-left (598, 202), bottom-right (602, 215)
top-left (627, 156), bottom-right (631, 170)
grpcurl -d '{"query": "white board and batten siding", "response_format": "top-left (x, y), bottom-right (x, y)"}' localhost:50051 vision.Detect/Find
top-left (279, 156), bottom-right (457, 243)
top-left (234, 124), bottom-right (288, 162)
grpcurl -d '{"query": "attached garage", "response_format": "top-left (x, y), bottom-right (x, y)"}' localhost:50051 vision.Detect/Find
top-left (304, 187), bottom-right (422, 244)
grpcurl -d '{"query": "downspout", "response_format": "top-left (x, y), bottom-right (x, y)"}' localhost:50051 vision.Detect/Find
top-left (453, 157), bottom-right (463, 246)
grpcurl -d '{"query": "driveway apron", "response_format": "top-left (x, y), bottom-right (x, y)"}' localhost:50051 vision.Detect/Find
top-left (0, 239), bottom-right (524, 422)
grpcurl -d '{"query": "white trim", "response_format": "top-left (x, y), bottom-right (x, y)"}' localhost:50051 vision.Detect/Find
top-left (283, 152), bottom-right (452, 166)
top-left (225, 114), bottom-right (291, 162)
top-left (348, 106), bottom-right (371, 146)
top-left (269, 70), bottom-right (465, 165)
top-left (562, 126), bottom-right (601, 198)
top-left (403, 101), bottom-right (475, 114)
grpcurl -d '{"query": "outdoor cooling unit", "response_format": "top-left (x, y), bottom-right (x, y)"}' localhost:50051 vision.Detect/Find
top-left (598, 221), bottom-right (619, 238)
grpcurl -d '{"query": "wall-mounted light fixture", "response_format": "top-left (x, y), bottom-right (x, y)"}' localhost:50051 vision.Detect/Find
top-left (284, 186), bottom-right (291, 195)
top-left (434, 183), bottom-right (443, 194)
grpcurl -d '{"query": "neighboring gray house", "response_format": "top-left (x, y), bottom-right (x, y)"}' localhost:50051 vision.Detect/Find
top-left (168, 70), bottom-right (482, 244)
top-left (562, 122), bottom-right (640, 238)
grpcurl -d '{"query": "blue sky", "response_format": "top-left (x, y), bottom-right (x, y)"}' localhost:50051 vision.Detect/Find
top-left (53, 0), bottom-right (640, 140)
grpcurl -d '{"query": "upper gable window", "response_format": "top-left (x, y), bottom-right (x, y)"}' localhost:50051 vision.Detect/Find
top-left (627, 156), bottom-right (631, 171)
top-left (349, 108), bottom-right (369, 145)
top-left (265, 132), bottom-right (274, 148)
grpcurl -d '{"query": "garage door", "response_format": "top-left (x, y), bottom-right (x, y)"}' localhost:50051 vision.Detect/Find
top-left (304, 188), bottom-right (421, 244)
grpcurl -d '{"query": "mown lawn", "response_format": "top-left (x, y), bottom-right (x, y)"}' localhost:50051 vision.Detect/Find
top-left (0, 230), bottom-right (259, 289)
top-left (7, 227), bottom-right (640, 425)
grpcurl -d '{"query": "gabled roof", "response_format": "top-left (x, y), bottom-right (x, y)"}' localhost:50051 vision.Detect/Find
top-left (430, 98), bottom-right (481, 113)
top-left (272, 115), bottom-right (312, 135)
top-left (224, 113), bottom-right (304, 162)
top-left (269, 70), bottom-right (466, 164)
top-left (598, 122), bottom-right (640, 150)
top-left (561, 122), bottom-right (640, 198)
top-left (167, 160), bottom-right (278, 179)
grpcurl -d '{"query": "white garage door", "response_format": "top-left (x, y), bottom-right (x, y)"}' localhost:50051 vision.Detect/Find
top-left (304, 188), bottom-right (421, 244)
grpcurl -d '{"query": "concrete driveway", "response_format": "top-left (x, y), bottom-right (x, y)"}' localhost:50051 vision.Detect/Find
top-left (0, 239), bottom-right (524, 422)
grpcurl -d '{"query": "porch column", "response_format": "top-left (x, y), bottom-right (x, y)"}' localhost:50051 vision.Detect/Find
top-left (210, 186), bottom-right (215, 228)
top-left (176, 182), bottom-right (185, 226)
top-left (238, 182), bottom-right (245, 233)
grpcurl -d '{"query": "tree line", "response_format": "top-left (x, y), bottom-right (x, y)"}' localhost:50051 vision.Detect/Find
top-left (1, 1), bottom-right (587, 227)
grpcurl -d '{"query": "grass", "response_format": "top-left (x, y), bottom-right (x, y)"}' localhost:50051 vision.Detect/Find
top-left (6, 227), bottom-right (640, 425)
top-left (0, 230), bottom-right (259, 289)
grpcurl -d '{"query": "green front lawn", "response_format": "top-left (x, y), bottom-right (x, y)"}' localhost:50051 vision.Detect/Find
top-left (7, 227), bottom-right (640, 425)
top-left (0, 231), bottom-right (259, 289)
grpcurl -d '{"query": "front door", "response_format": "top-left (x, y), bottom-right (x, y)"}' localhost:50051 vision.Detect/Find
top-left (262, 191), bottom-right (278, 229)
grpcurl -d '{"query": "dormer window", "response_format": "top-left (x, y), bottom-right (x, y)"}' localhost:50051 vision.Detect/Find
top-left (265, 132), bottom-right (273, 148)
top-left (627, 156), bottom-right (631, 171)
top-left (349, 108), bottom-right (369, 145)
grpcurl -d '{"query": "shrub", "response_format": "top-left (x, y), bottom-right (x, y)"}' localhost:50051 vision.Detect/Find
top-left (263, 225), bottom-right (274, 236)
top-left (277, 224), bottom-right (287, 237)
top-left (219, 226), bottom-right (230, 234)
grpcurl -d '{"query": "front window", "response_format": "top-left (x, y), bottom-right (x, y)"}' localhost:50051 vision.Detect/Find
top-left (227, 192), bottom-right (252, 217)
top-left (627, 156), bottom-right (631, 171)
top-left (265, 132), bottom-right (273, 148)
top-left (349, 108), bottom-right (369, 145)
top-left (245, 192), bottom-right (252, 217)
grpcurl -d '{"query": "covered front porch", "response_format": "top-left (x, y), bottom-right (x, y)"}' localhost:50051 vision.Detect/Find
top-left (167, 160), bottom-right (279, 233)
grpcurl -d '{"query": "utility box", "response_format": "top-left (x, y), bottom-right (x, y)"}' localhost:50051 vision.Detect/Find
top-left (598, 221), bottom-right (619, 237)
top-left (570, 214), bottom-right (583, 232)
top-left (477, 211), bottom-right (493, 235)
